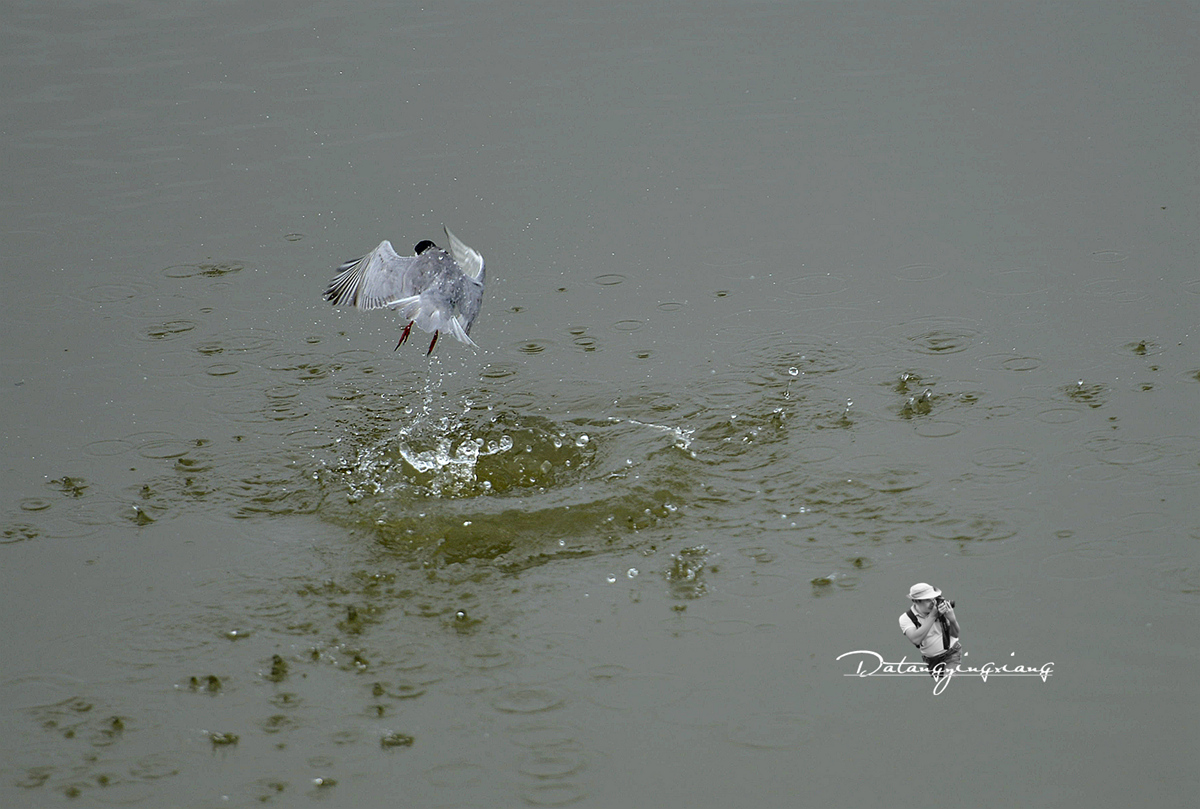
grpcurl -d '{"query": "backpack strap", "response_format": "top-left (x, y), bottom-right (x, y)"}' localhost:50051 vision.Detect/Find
top-left (905, 609), bottom-right (923, 647)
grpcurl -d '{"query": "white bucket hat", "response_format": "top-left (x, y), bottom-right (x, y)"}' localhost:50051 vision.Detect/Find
top-left (909, 582), bottom-right (941, 601)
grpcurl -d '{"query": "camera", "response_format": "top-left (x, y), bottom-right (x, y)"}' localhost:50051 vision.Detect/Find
top-left (935, 595), bottom-right (955, 608)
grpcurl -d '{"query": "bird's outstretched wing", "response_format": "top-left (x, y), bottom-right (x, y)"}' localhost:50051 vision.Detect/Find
top-left (324, 240), bottom-right (422, 310)
top-left (443, 226), bottom-right (484, 281)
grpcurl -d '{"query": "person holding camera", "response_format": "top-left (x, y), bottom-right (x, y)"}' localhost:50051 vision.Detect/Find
top-left (900, 582), bottom-right (962, 680)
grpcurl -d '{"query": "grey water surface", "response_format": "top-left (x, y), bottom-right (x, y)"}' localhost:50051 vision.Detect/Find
top-left (2, 1), bottom-right (1197, 806)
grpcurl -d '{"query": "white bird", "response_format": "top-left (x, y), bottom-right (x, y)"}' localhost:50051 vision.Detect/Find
top-left (324, 226), bottom-right (486, 354)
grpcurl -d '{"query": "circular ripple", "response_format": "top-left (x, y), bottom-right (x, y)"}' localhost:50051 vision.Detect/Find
top-left (804, 477), bottom-right (873, 508)
top-left (1002, 356), bottom-right (1043, 372)
top-left (586, 671), bottom-right (691, 710)
top-left (262, 352), bottom-right (329, 375)
top-left (877, 498), bottom-right (949, 525)
top-left (480, 364), bottom-right (520, 380)
top-left (928, 516), bottom-right (1017, 543)
top-left (1060, 456), bottom-right (1125, 481)
top-left (593, 274), bottom-right (625, 286)
top-left (972, 447), bottom-right (1032, 469)
top-left (515, 340), bottom-right (550, 355)
top-left (861, 468), bottom-right (931, 493)
top-left (885, 318), bottom-right (981, 355)
top-left (1120, 338), bottom-right (1163, 357)
top-left (1063, 381), bottom-right (1108, 408)
top-left (87, 281), bottom-right (156, 303)
top-left (162, 261), bottom-right (245, 278)
top-left (1083, 437), bottom-right (1165, 466)
top-left (140, 319), bottom-right (199, 341)
top-left (507, 724), bottom-right (581, 750)
top-left (137, 439), bottom-right (196, 459)
top-left (84, 439), bottom-right (135, 457)
top-left (1082, 279), bottom-right (1146, 302)
top-left (497, 391), bottom-right (539, 410)
top-left (611, 320), bottom-right (642, 332)
top-left (492, 687), bottom-right (563, 714)
top-left (518, 749), bottom-right (585, 779)
top-left (1036, 408), bottom-right (1081, 424)
top-left (781, 342), bottom-right (860, 376)
top-left (1149, 433), bottom-right (1200, 464)
top-left (19, 497), bottom-right (53, 512)
top-left (463, 645), bottom-right (521, 671)
top-left (784, 273), bottom-right (850, 297)
top-left (199, 328), bottom-right (280, 355)
top-left (791, 445), bottom-right (840, 463)
top-left (657, 301), bottom-right (686, 311)
top-left (523, 782), bottom-right (588, 807)
top-left (128, 753), bottom-right (182, 781)
top-left (913, 331), bottom-right (978, 355)
top-left (1090, 250), bottom-right (1127, 263)
top-left (1149, 565), bottom-right (1200, 606)
top-left (894, 263), bottom-right (946, 282)
top-left (333, 349), bottom-right (379, 366)
top-left (123, 430), bottom-right (177, 444)
top-left (36, 507), bottom-right (111, 539)
top-left (281, 428), bottom-right (339, 451)
top-left (183, 366), bottom-right (253, 391)
top-left (982, 396), bottom-right (1036, 418)
top-left (914, 421), bottom-right (961, 438)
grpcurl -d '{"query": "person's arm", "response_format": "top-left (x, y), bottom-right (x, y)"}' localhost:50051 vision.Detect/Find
top-left (941, 602), bottom-right (960, 637)
top-left (903, 608), bottom-right (940, 645)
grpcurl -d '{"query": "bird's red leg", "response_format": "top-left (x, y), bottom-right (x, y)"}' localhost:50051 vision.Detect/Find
top-left (426, 330), bottom-right (439, 355)
top-left (394, 321), bottom-right (414, 350)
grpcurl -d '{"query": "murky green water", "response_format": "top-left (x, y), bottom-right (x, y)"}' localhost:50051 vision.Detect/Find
top-left (2, 1), bottom-right (1197, 806)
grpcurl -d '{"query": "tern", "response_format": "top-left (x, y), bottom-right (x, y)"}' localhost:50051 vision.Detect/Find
top-left (324, 226), bottom-right (485, 354)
